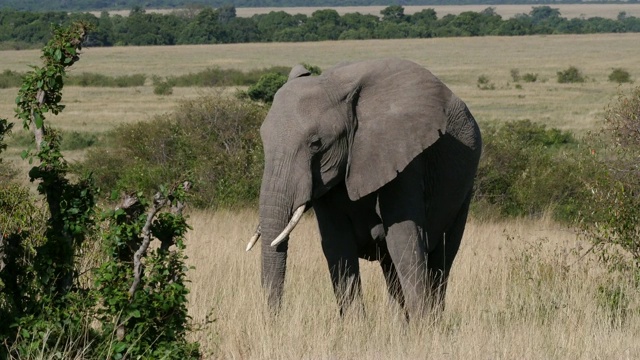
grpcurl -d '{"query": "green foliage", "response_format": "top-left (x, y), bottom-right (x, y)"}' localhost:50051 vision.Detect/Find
top-left (1, 22), bottom-right (100, 357)
top-left (246, 72), bottom-right (288, 103)
top-left (522, 72), bottom-right (538, 83)
top-left (164, 66), bottom-right (289, 87)
top-left (0, 70), bottom-right (24, 89)
top-left (473, 119), bottom-right (588, 222)
top-left (153, 79), bottom-right (174, 95)
top-left (510, 68), bottom-right (520, 82)
top-left (243, 63), bottom-right (322, 103)
top-left (0, 115), bottom-right (17, 182)
top-left (580, 86), bottom-right (640, 282)
top-left (94, 188), bottom-right (200, 359)
top-left (77, 94), bottom-right (267, 209)
top-left (557, 65), bottom-right (585, 83)
top-left (608, 68), bottom-right (632, 84)
top-left (476, 74), bottom-right (495, 90)
top-left (1, 23), bottom-right (201, 359)
top-left (61, 130), bottom-right (98, 150)
top-left (511, 68), bottom-right (539, 83)
top-left (66, 72), bottom-right (147, 87)
top-left (3, 6), bottom-right (640, 47)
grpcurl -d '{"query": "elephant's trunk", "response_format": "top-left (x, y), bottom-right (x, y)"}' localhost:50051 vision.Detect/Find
top-left (259, 192), bottom-right (292, 311)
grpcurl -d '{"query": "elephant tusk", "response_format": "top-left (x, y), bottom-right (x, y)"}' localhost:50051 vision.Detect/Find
top-left (270, 205), bottom-right (305, 247)
top-left (245, 225), bottom-right (261, 252)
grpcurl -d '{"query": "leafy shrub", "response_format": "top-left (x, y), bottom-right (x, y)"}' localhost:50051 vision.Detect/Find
top-left (0, 69), bottom-right (24, 88)
top-left (77, 94), bottom-right (267, 208)
top-left (473, 119), bottom-right (589, 221)
top-left (557, 66), bottom-right (585, 83)
top-left (246, 72), bottom-right (288, 103)
top-left (522, 72), bottom-right (538, 82)
top-left (510, 69), bottom-right (537, 83)
top-left (66, 72), bottom-right (146, 87)
top-left (154, 79), bottom-right (174, 95)
top-left (165, 66), bottom-right (289, 87)
top-left (242, 63), bottom-right (322, 103)
top-left (0, 118), bottom-right (16, 181)
top-left (510, 68), bottom-right (520, 82)
top-left (2, 22), bottom-right (201, 359)
top-left (580, 86), bottom-right (640, 280)
top-left (477, 74), bottom-right (495, 90)
top-left (608, 68), bottom-right (632, 84)
top-left (61, 131), bottom-right (99, 150)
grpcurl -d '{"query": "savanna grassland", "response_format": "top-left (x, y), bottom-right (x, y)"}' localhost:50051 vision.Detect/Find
top-left (1, 33), bottom-right (640, 358)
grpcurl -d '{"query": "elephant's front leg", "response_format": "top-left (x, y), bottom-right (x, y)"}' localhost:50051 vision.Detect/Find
top-left (313, 187), bottom-right (363, 316)
top-left (378, 157), bottom-right (432, 319)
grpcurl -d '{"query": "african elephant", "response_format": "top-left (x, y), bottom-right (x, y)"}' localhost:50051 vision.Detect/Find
top-left (246, 58), bottom-right (482, 319)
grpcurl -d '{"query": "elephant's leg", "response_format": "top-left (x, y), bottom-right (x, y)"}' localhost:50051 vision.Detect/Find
top-left (378, 158), bottom-right (430, 318)
top-left (426, 190), bottom-right (472, 310)
top-left (380, 252), bottom-right (409, 320)
top-left (380, 253), bottom-right (404, 308)
top-left (313, 187), bottom-right (363, 316)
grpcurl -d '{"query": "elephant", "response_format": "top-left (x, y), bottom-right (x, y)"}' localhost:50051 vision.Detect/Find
top-left (246, 58), bottom-right (482, 319)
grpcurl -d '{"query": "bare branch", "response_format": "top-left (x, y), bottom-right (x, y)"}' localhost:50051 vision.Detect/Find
top-left (128, 192), bottom-right (169, 298)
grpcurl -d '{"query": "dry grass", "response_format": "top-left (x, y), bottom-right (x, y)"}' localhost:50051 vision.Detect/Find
top-left (2, 34), bottom-right (639, 136)
top-left (95, 4), bottom-right (640, 20)
top-left (185, 210), bottom-right (639, 359)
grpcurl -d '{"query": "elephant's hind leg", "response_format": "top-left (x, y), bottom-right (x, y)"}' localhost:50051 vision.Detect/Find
top-left (426, 190), bottom-right (472, 310)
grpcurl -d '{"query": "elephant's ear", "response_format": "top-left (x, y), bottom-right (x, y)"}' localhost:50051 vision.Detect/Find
top-left (342, 59), bottom-right (452, 200)
top-left (288, 65), bottom-right (311, 81)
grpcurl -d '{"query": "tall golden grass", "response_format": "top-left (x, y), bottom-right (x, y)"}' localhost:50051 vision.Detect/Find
top-left (185, 210), bottom-right (639, 358)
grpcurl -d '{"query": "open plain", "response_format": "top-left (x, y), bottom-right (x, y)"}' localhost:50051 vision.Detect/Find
top-left (1, 33), bottom-right (640, 358)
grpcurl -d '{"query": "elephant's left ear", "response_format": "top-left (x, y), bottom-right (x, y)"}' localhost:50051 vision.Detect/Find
top-left (288, 65), bottom-right (311, 81)
top-left (342, 60), bottom-right (451, 201)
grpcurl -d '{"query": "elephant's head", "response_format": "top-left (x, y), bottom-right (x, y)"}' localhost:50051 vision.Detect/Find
top-left (248, 58), bottom-right (454, 310)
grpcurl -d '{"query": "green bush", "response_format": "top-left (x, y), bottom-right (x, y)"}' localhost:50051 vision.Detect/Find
top-left (77, 94), bottom-right (267, 208)
top-left (242, 63), bottom-right (322, 103)
top-left (61, 131), bottom-right (99, 150)
top-left (165, 66), bottom-right (289, 87)
top-left (608, 68), bottom-right (632, 84)
top-left (510, 68), bottom-right (521, 82)
top-left (580, 86), bottom-right (640, 280)
top-left (246, 72), bottom-right (288, 103)
top-left (0, 69), bottom-right (24, 88)
top-left (154, 79), bottom-right (174, 95)
top-left (476, 74), bottom-right (495, 90)
top-left (522, 72), bottom-right (538, 83)
top-left (2, 22), bottom-right (201, 359)
top-left (66, 72), bottom-right (146, 87)
top-left (473, 119), bottom-right (589, 221)
top-left (557, 66), bottom-right (585, 83)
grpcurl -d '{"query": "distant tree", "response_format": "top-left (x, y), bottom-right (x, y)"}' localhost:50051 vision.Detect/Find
top-left (217, 4), bottom-right (236, 23)
top-left (178, 7), bottom-right (225, 44)
top-left (305, 9), bottom-right (344, 40)
top-left (380, 5), bottom-right (406, 23)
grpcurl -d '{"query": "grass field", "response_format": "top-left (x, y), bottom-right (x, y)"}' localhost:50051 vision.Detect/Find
top-left (95, 4), bottom-right (640, 20)
top-left (186, 209), bottom-right (639, 358)
top-left (2, 34), bottom-right (639, 136)
top-left (1, 34), bottom-right (640, 358)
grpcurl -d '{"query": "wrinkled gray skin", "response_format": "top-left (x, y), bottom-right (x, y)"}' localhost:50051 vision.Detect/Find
top-left (257, 58), bottom-right (482, 319)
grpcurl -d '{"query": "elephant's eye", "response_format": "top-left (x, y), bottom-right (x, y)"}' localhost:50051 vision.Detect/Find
top-left (309, 137), bottom-right (322, 152)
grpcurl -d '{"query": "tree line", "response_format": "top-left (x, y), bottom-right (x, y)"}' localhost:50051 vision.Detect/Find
top-left (1, 0), bottom-right (620, 12)
top-left (1, 5), bottom-right (640, 47)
